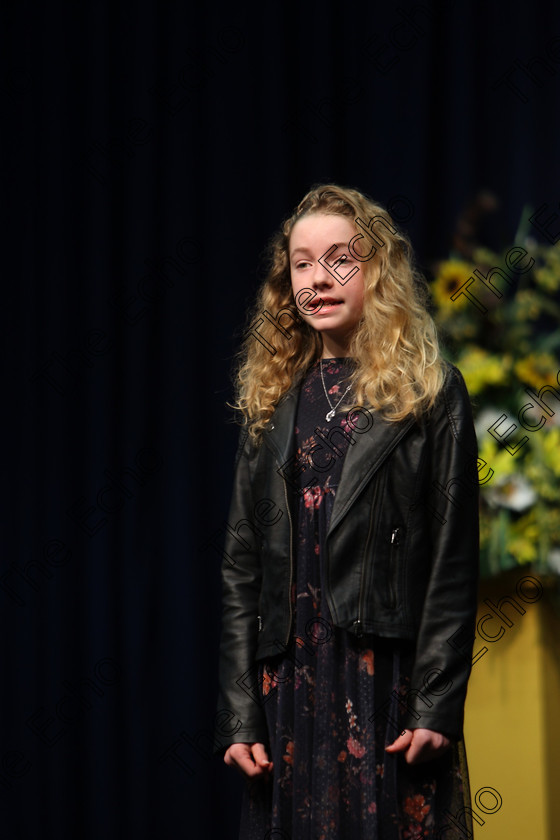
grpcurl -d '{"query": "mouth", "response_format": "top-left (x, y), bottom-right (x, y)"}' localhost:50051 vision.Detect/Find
top-left (310, 297), bottom-right (344, 311)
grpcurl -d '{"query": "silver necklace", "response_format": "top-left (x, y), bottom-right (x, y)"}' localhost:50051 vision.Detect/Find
top-left (320, 359), bottom-right (352, 422)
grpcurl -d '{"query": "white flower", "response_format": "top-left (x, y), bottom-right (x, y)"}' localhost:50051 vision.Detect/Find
top-left (547, 548), bottom-right (560, 574)
top-left (485, 474), bottom-right (537, 512)
top-left (475, 408), bottom-right (516, 441)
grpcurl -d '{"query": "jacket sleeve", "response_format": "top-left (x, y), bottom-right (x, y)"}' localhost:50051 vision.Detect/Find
top-left (213, 428), bottom-right (269, 757)
top-left (402, 364), bottom-right (480, 739)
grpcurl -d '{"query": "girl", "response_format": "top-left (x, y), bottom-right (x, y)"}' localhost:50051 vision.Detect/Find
top-left (214, 185), bottom-right (479, 839)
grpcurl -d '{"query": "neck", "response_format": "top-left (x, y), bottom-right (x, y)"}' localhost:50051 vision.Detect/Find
top-left (320, 334), bottom-right (351, 359)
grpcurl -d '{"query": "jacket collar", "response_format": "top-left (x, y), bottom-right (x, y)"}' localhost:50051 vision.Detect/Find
top-left (262, 385), bottom-right (416, 534)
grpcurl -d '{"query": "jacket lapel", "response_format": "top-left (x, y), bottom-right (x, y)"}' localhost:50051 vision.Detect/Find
top-left (263, 385), bottom-right (416, 534)
top-left (262, 387), bottom-right (299, 463)
top-left (328, 412), bottom-right (415, 533)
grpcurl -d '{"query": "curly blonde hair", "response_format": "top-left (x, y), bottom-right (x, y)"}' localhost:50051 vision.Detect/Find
top-left (230, 184), bottom-right (446, 442)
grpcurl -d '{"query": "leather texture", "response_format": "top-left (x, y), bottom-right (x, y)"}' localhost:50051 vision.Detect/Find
top-left (213, 362), bottom-right (480, 754)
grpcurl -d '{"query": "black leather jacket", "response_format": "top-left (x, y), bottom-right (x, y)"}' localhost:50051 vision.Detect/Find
top-left (213, 362), bottom-right (479, 755)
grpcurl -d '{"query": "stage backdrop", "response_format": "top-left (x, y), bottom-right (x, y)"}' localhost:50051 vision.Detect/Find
top-left (2, 1), bottom-right (559, 838)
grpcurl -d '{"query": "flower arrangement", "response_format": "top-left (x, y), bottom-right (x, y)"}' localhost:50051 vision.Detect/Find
top-left (429, 204), bottom-right (560, 578)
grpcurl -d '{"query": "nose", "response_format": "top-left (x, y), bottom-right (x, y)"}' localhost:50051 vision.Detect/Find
top-left (311, 258), bottom-right (336, 288)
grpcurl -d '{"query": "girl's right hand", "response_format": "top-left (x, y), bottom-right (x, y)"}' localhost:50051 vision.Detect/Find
top-left (223, 742), bottom-right (273, 779)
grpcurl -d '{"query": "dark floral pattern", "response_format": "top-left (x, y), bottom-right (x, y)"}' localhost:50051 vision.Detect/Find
top-left (239, 358), bottom-right (472, 839)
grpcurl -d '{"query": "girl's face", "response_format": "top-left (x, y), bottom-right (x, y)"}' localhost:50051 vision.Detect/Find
top-left (289, 213), bottom-right (368, 356)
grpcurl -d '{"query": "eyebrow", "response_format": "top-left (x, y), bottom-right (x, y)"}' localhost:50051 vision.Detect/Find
top-left (290, 243), bottom-right (349, 257)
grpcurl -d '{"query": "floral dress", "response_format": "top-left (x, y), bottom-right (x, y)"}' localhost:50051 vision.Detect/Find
top-left (238, 358), bottom-right (472, 840)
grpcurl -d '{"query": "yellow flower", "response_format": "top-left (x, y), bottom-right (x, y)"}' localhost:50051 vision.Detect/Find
top-left (524, 459), bottom-right (560, 502)
top-left (542, 428), bottom-right (560, 477)
top-left (431, 261), bottom-right (474, 311)
top-left (534, 244), bottom-right (560, 293)
top-left (477, 433), bottom-right (519, 489)
top-left (506, 534), bottom-right (538, 564)
top-left (514, 353), bottom-right (559, 390)
top-left (457, 348), bottom-right (510, 395)
top-left (477, 430), bottom-right (519, 502)
top-left (506, 512), bottom-right (540, 564)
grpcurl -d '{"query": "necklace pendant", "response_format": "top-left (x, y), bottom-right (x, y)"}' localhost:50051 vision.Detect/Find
top-left (325, 409), bottom-right (335, 422)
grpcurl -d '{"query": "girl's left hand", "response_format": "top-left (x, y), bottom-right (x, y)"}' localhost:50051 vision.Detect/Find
top-left (385, 728), bottom-right (451, 764)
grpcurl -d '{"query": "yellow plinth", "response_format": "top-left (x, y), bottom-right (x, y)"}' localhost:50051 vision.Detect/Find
top-left (463, 572), bottom-right (560, 839)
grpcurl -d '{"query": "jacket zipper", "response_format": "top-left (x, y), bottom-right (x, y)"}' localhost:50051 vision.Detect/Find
top-left (388, 527), bottom-right (400, 608)
top-left (354, 479), bottom-right (380, 637)
top-left (283, 476), bottom-right (294, 646)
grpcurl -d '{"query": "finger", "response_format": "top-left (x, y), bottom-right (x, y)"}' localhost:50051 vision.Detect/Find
top-left (251, 743), bottom-right (273, 773)
top-left (224, 744), bottom-right (272, 778)
top-left (235, 754), bottom-right (266, 778)
top-left (405, 733), bottom-right (451, 765)
top-left (385, 729), bottom-right (413, 753)
top-left (225, 745), bottom-right (268, 778)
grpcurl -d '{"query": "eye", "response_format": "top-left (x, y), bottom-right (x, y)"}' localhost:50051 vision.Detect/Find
top-left (295, 260), bottom-right (311, 270)
top-left (334, 254), bottom-right (352, 267)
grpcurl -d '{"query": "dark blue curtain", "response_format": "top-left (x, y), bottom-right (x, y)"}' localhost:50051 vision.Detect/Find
top-left (2, 0), bottom-right (559, 837)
